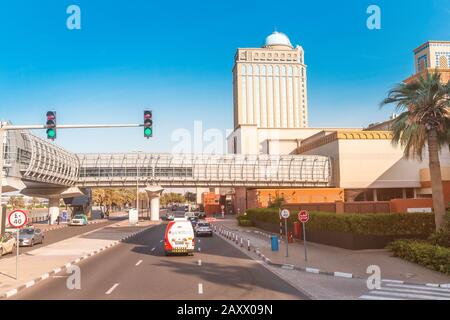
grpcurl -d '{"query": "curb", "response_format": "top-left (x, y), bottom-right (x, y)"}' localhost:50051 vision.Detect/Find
top-left (213, 223), bottom-right (450, 289)
top-left (38, 219), bottom-right (108, 233)
top-left (0, 224), bottom-right (156, 299)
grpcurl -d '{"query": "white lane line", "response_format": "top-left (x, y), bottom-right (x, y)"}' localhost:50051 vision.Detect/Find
top-left (105, 283), bottom-right (120, 295)
top-left (151, 247), bottom-right (156, 252)
top-left (198, 239), bottom-right (201, 243)
top-left (198, 247), bottom-right (201, 252)
top-left (198, 260), bottom-right (202, 266)
top-left (136, 260), bottom-right (143, 266)
top-left (198, 283), bottom-right (203, 294)
top-left (160, 240), bottom-right (163, 243)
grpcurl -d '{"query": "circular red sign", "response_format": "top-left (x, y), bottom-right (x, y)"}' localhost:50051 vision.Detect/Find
top-left (298, 210), bottom-right (309, 223)
top-left (8, 209), bottom-right (28, 228)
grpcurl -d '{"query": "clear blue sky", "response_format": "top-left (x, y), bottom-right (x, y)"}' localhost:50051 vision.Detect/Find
top-left (0, 0), bottom-right (449, 153)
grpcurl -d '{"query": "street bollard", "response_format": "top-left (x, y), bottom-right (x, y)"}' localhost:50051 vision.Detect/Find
top-left (240, 238), bottom-right (243, 247)
top-left (247, 239), bottom-right (251, 251)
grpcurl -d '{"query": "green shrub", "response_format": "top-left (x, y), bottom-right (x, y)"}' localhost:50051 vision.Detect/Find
top-left (238, 219), bottom-right (253, 227)
top-left (388, 240), bottom-right (450, 275)
top-left (244, 208), bottom-right (436, 236)
top-left (428, 220), bottom-right (450, 247)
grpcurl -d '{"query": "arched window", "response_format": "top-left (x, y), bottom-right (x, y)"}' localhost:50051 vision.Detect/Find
top-left (261, 65), bottom-right (266, 76)
top-left (241, 65), bottom-right (246, 76)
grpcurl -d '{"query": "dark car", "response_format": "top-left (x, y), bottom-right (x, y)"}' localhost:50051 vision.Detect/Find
top-left (188, 216), bottom-right (199, 227)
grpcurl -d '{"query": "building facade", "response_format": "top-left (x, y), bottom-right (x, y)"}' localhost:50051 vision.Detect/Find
top-left (227, 38), bottom-right (450, 213)
top-left (232, 31), bottom-right (308, 130)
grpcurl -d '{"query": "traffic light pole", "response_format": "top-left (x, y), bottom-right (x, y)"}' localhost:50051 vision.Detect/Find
top-left (0, 122), bottom-right (143, 236)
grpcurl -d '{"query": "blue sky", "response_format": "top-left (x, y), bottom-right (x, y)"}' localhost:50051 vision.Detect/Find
top-left (0, 0), bottom-right (449, 153)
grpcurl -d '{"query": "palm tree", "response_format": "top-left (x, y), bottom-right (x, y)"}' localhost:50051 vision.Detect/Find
top-left (381, 71), bottom-right (450, 231)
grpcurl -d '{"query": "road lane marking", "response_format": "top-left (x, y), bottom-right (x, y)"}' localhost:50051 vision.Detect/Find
top-left (198, 247), bottom-right (201, 252)
top-left (198, 260), bottom-right (202, 266)
top-left (151, 247), bottom-right (156, 251)
top-left (105, 283), bottom-right (120, 295)
top-left (198, 283), bottom-right (203, 294)
top-left (136, 260), bottom-right (143, 266)
top-left (160, 240), bottom-right (163, 243)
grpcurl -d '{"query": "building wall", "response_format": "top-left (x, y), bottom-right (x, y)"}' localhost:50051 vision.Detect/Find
top-left (296, 130), bottom-right (450, 191)
top-left (246, 188), bottom-right (344, 209)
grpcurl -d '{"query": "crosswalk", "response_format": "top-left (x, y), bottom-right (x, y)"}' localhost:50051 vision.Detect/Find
top-left (360, 282), bottom-right (450, 300)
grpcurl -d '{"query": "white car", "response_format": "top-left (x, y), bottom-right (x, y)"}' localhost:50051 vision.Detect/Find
top-left (68, 214), bottom-right (88, 226)
top-left (0, 232), bottom-right (17, 257)
top-left (164, 218), bottom-right (195, 255)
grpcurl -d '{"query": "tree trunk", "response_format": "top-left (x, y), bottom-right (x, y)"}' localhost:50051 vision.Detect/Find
top-left (427, 130), bottom-right (446, 231)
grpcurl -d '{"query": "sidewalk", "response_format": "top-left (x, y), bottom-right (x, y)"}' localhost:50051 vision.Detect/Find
top-left (0, 219), bottom-right (159, 298)
top-left (214, 219), bottom-right (450, 286)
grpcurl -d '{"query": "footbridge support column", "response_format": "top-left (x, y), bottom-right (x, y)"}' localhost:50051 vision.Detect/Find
top-left (145, 186), bottom-right (164, 222)
top-left (48, 197), bottom-right (60, 225)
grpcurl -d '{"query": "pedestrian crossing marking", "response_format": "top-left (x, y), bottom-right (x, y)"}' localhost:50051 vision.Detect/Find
top-left (360, 282), bottom-right (450, 300)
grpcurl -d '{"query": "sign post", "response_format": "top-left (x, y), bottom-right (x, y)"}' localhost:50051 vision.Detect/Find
top-left (8, 209), bottom-right (28, 280)
top-left (221, 205), bottom-right (225, 219)
top-left (298, 210), bottom-right (309, 262)
top-left (280, 209), bottom-right (290, 257)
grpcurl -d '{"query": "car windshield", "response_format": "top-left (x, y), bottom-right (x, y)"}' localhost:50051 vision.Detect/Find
top-left (74, 215), bottom-right (84, 219)
top-left (197, 223), bottom-right (210, 227)
top-left (20, 229), bottom-right (34, 235)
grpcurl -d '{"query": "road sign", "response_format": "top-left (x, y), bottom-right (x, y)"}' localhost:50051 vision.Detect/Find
top-left (8, 209), bottom-right (28, 228)
top-left (298, 210), bottom-right (309, 223)
top-left (280, 209), bottom-right (290, 219)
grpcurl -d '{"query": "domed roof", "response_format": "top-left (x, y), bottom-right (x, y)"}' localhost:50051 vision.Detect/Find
top-left (263, 31), bottom-right (293, 48)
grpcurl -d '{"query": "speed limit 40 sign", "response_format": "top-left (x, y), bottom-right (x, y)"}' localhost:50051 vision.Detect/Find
top-left (8, 209), bottom-right (28, 228)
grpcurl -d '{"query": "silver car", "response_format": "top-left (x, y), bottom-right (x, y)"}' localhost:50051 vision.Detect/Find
top-left (195, 222), bottom-right (213, 237)
top-left (19, 227), bottom-right (44, 247)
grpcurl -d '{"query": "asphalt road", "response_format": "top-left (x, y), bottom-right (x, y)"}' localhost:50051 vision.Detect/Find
top-left (2, 217), bottom-right (124, 257)
top-left (12, 211), bottom-right (307, 300)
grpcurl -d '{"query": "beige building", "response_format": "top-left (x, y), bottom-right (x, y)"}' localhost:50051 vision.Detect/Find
top-left (227, 38), bottom-right (450, 210)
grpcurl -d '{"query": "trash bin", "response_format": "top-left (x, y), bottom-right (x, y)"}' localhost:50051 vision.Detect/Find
top-left (271, 235), bottom-right (279, 251)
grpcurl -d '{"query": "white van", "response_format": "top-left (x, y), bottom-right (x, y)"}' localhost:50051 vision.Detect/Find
top-left (164, 218), bottom-right (195, 255)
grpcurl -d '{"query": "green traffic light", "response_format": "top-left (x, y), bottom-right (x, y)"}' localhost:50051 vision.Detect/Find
top-left (144, 127), bottom-right (152, 136)
top-left (47, 129), bottom-right (56, 138)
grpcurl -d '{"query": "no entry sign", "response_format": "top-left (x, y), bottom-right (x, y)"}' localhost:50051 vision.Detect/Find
top-left (8, 209), bottom-right (28, 228)
top-left (298, 210), bottom-right (309, 223)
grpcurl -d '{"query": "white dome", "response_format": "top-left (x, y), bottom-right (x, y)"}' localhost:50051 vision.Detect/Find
top-left (263, 31), bottom-right (293, 48)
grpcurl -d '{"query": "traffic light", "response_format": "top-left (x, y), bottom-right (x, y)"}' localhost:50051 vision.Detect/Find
top-left (46, 111), bottom-right (57, 140)
top-left (144, 110), bottom-right (153, 138)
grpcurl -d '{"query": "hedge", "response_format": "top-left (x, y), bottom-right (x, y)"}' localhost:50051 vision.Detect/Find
top-left (388, 240), bottom-right (450, 275)
top-left (243, 208), bottom-right (436, 236)
top-left (238, 219), bottom-right (253, 227)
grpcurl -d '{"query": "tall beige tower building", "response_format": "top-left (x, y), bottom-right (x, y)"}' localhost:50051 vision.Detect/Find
top-left (232, 31), bottom-right (308, 129)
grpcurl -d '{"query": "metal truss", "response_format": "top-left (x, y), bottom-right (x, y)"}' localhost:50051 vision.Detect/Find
top-left (76, 153), bottom-right (332, 188)
top-left (3, 130), bottom-right (332, 189)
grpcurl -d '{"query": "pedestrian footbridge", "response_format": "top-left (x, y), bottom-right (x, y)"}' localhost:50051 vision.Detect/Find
top-left (1, 129), bottom-right (333, 224)
top-left (2, 130), bottom-right (333, 192)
